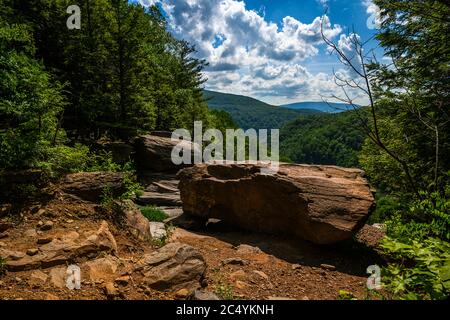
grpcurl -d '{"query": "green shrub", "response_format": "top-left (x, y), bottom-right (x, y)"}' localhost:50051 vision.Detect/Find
top-left (380, 237), bottom-right (450, 300)
top-left (121, 173), bottom-right (144, 200)
top-left (140, 206), bottom-right (168, 222)
top-left (213, 272), bottom-right (235, 300)
top-left (338, 290), bottom-right (357, 300)
top-left (368, 194), bottom-right (406, 225)
top-left (38, 144), bottom-right (139, 178)
top-left (85, 150), bottom-right (124, 173)
top-left (38, 143), bottom-right (90, 176)
top-left (384, 189), bottom-right (450, 242)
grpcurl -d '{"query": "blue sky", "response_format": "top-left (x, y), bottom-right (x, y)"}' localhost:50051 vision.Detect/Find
top-left (138, 0), bottom-right (383, 105)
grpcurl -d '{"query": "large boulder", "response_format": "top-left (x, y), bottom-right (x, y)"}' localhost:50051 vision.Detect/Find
top-left (134, 242), bottom-right (207, 291)
top-left (178, 163), bottom-right (375, 245)
top-left (133, 134), bottom-right (200, 172)
top-left (60, 172), bottom-right (126, 202)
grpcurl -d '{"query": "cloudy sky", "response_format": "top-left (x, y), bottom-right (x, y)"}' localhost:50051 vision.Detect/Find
top-left (138, 0), bottom-right (383, 105)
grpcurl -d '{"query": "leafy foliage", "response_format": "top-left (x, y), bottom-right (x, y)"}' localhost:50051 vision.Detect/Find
top-left (384, 188), bottom-right (450, 242)
top-left (380, 237), bottom-right (450, 300)
top-left (0, 22), bottom-right (65, 170)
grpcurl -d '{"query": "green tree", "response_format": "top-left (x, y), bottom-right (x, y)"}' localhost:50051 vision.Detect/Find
top-left (0, 22), bottom-right (65, 169)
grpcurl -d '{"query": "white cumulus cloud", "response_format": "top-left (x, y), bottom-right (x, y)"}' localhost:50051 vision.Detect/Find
top-left (144, 0), bottom-right (367, 104)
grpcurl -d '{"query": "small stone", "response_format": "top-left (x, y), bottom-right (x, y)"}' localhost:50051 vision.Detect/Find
top-left (267, 296), bottom-right (296, 300)
top-left (149, 222), bottom-right (167, 240)
top-left (26, 248), bottom-right (39, 256)
top-left (44, 293), bottom-right (59, 300)
top-left (175, 288), bottom-right (190, 299)
top-left (15, 277), bottom-right (22, 283)
top-left (252, 270), bottom-right (269, 280)
top-left (221, 257), bottom-right (248, 266)
top-left (320, 264), bottom-right (336, 271)
top-left (104, 282), bottom-right (119, 298)
top-left (235, 280), bottom-right (249, 290)
top-left (0, 232), bottom-right (8, 239)
top-left (230, 270), bottom-right (246, 281)
top-left (115, 276), bottom-right (130, 287)
top-left (37, 237), bottom-right (53, 245)
top-left (292, 264), bottom-right (302, 270)
top-left (40, 221), bottom-right (53, 231)
top-left (24, 229), bottom-right (38, 238)
top-left (0, 241), bottom-right (5, 247)
top-left (188, 290), bottom-right (220, 301)
top-left (66, 220), bottom-right (74, 224)
top-left (49, 267), bottom-right (66, 289)
top-left (201, 279), bottom-right (209, 288)
top-left (37, 209), bottom-right (46, 216)
top-left (235, 244), bottom-right (262, 254)
top-left (29, 270), bottom-right (48, 286)
top-left (0, 222), bottom-right (12, 233)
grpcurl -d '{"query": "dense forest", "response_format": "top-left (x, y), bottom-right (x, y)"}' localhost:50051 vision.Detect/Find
top-left (0, 0), bottom-right (235, 172)
top-left (0, 0), bottom-right (449, 300)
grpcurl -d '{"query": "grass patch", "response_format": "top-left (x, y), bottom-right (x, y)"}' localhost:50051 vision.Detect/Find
top-left (139, 206), bottom-right (169, 222)
top-left (211, 269), bottom-right (235, 300)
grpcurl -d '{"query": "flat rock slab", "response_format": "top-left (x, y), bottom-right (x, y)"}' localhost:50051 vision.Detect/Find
top-left (178, 163), bottom-right (375, 245)
top-left (60, 172), bottom-right (126, 202)
top-left (136, 192), bottom-right (182, 207)
top-left (134, 242), bottom-right (206, 291)
top-left (3, 221), bottom-right (117, 271)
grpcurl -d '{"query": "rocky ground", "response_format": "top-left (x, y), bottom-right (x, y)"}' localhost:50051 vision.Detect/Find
top-left (0, 195), bottom-right (385, 301)
top-left (0, 135), bottom-right (386, 301)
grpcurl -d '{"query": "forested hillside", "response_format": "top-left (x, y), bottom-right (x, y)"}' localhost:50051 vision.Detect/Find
top-left (204, 90), bottom-right (320, 129)
top-left (280, 110), bottom-right (366, 168)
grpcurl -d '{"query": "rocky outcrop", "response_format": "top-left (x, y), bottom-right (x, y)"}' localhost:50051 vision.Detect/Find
top-left (60, 172), bottom-right (126, 202)
top-left (178, 163), bottom-right (375, 245)
top-left (134, 242), bottom-right (207, 291)
top-left (133, 134), bottom-right (200, 172)
top-left (3, 221), bottom-right (117, 271)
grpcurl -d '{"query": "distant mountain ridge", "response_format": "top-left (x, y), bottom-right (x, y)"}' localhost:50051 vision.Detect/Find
top-left (203, 90), bottom-right (321, 129)
top-left (281, 101), bottom-right (356, 113)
